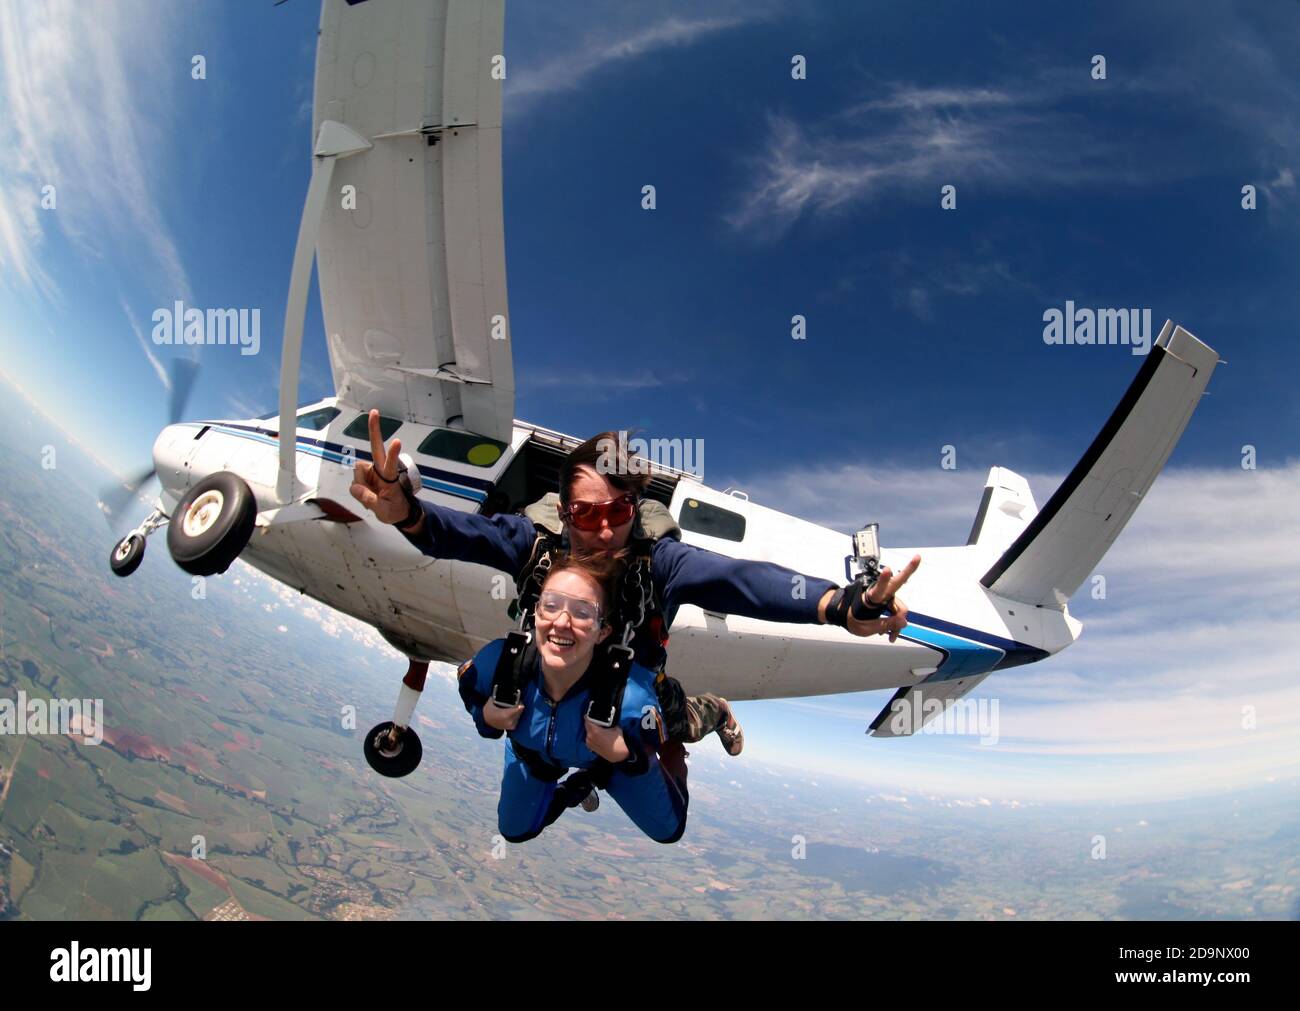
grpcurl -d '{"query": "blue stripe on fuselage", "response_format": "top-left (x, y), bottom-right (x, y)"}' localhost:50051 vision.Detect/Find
top-left (896, 623), bottom-right (1005, 681)
top-left (906, 610), bottom-right (1051, 671)
top-left (186, 422), bottom-right (487, 504)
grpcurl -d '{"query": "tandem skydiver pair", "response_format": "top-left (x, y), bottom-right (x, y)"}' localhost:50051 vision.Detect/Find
top-left (458, 551), bottom-right (688, 843)
top-left (350, 411), bottom-right (919, 842)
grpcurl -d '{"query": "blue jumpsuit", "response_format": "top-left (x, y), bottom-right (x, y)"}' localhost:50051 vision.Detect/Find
top-left (458, 639), bottom-right (687, 844)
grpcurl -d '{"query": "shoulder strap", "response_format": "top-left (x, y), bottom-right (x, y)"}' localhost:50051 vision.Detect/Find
top-left (489, 630), bottom-right (534, 708)
top-left (584, 641), bottom-right (635, 728)
top-left (513, 495), bottom-right (564, 622)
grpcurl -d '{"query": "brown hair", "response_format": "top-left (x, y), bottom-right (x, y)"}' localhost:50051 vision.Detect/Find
top-left (541, 550), bottom-right (627, 622)
top-left (559, 430), bottom-right (651, 506)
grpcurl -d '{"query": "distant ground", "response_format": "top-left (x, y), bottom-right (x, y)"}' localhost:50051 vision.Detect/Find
top-left (1, 375), bottom-right (1296, 920)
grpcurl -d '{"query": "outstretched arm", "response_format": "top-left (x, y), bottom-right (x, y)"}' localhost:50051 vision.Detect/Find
top-left (398, 499), bottom-right (538, 574)
top-left (348, 408), bottom-right (536, 574)
top-left (654, 539), bottom-right (920, 641)
top-left (653, 538), bottom-right (836, 625)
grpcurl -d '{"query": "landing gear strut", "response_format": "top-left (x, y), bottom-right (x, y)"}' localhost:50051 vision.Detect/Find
top-left (109, 507), bottom-right (169, 578)
top-left (363, 659), bottom-right (428, 778)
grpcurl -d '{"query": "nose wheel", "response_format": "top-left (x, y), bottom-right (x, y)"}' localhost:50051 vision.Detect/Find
top-left (110, 534), bottom-right (146, 577)
top-left (107, 507), bottom-right (168, 579)
top-left (363, 659), bottom-right (430, 778)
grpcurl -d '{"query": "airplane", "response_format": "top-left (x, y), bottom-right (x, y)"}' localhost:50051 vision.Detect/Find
top-left (105, 0), bottom-right (1219, 774)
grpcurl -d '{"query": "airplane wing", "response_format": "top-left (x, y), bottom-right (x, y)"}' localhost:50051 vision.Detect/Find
top-left (981, 322), bottom-right (1219, 608)
top-left (312, 0), bottom-right (513, 441)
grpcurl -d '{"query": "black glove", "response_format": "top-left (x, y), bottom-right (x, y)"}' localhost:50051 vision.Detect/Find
top-left (825, 580), bottom-right (892, 627)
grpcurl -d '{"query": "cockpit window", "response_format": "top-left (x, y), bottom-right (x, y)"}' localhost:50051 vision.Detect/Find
top-left (678, 498), bottom-right (746, 542)
top-left (343, 413), bottom-right (401, 442)
top-left (296, 406), bottom-right (340, 431)
top-left (417, 429), bottom-right (507, 468)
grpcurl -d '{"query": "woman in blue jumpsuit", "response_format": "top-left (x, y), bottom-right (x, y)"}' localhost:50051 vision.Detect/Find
top-left (457, 553), bottom-right (687, 844)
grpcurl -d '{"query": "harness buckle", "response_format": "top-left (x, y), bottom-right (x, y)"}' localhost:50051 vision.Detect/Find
top-left (490, 685), bottom-right (521, 709)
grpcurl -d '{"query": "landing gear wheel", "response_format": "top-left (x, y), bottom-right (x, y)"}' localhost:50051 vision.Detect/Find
top-left (363, 722), bottom-right (423, 778)
top-left (110, 534), bottom-right (145, 578)
top-left (166, 472), bottom-right (257, 576)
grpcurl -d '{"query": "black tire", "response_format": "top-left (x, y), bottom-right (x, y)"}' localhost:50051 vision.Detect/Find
top-left (363, 722), bottom-right (423, 778)
top-left (166, 472), bottom-right (258, 577)
top-left (109, 534), bottom-right (145, 578)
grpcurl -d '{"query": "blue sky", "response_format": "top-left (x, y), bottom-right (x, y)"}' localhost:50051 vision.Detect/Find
top-left (1, 0), bottom-right (1298, 803)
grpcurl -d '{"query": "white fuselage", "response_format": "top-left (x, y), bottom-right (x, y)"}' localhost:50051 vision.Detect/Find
top-left (150, 398), bottom-right (1079, 701)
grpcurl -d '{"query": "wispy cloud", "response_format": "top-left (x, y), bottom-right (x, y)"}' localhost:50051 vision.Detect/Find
top-left (0, 1), bottom-right (193, 303)
top-left (225, 393), bottom-right (264, 420)
top-left (727, 38), bottom-right (1300, 239)
top-left (505, 11), bottom-right (761, 113)
top-left (725, 82), bottom-right (1155, 237)
top-left (879, 249), bottom-right (1047, 322)
top-left (118, 294), bottom-right (168, 393)
top-left (524, 366), bottom-right (693, 402)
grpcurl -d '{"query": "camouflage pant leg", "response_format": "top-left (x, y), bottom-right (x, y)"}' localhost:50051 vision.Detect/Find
top-left (654, 675), bottom-right (726, 744)
top-left (682, 693), bottom-right (728, 743)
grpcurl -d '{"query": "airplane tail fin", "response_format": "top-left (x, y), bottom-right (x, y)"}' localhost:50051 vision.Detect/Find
top-left (966, 466), bottom-right (1038, 555)
top-left (981, 321), bottom-right (1219, 608)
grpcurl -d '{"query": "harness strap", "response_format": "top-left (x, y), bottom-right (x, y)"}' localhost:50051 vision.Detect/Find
top-left (489, 630), bottom-right (531, 709)
top-left (584, 642), bottom-right (634, 728)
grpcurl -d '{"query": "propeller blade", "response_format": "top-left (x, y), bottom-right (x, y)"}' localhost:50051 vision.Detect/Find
top-left (100, 466), bottom-right (157, 530)
top-left (168, 357), bottom-right (200, 425)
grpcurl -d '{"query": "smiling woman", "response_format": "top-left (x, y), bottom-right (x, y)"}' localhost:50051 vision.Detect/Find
top-left (455, 551), bottom-right (691, 845)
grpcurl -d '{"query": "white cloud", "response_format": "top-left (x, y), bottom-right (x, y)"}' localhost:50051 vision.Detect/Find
top-left (506, 14), bottom-right (755, 111)
top-left (0, 1), bottom-right (193, 303)
top-left (119, 294), bottom-right (168, 393)
top-left (737, 459), bottom-right (1300, 802)
top-left (726, 57), bottom-right (1300, 237)
top-left (725, 85), bottom-right (1129, 236)
top-left (526, 366), bottom-right (692, 396)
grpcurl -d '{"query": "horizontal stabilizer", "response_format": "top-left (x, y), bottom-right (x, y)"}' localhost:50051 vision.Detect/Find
top-left (981, 322), bottom-right (1218, 607)
top-left (868, 673), bottom-right (992, 738)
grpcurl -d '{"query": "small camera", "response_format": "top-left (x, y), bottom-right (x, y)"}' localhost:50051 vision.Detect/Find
top-left (853, 523), bottom-right (881, 583)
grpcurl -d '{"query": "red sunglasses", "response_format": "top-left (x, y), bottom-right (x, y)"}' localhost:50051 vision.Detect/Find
top-left (562, 493), bottom-right (636, 531)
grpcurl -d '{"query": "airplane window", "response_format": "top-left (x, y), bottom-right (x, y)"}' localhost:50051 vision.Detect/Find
top-left (343, 413), bottom-right (401, 442)
top-left (418, 429), bottom-right (507, 468)
top-left (296, 406), bottom-right (340, 430)
top-left (679, 498), bottom-right (746, 542)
